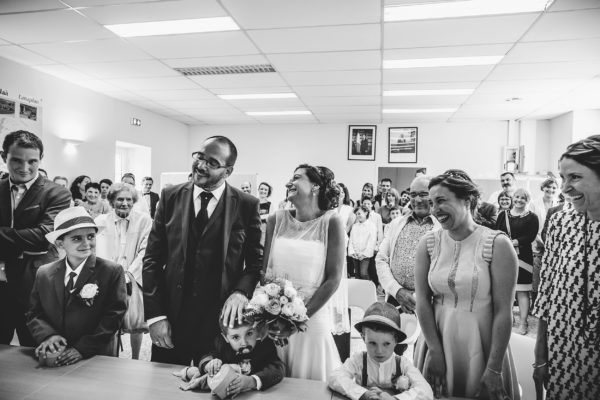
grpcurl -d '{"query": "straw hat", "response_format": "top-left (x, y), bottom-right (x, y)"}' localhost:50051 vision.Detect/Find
top-left (45, 207), bottom-right (101, 244)
top-left (354, 302), bottom-right (407, 342)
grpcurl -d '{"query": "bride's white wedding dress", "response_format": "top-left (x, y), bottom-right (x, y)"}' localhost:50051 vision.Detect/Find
top-left (265, 210), bottom-right (343, 381)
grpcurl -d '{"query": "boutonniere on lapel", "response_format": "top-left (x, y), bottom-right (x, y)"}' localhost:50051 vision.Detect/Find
top-left (392, 374), bottom-right (410, 393)
top-left (78, 283), bottom-right (99, 307)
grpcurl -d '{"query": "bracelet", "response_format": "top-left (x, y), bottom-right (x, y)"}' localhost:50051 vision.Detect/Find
top-left (532, 362), bottom-right (547, 369)
top-left (486, 366), bottom-right (502, 375)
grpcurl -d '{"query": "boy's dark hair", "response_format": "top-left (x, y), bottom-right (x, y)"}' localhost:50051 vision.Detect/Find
top-left (359, 321), bottom-right (407, 356)
top-left (389, 206), bottom-right (400, 213)
top-left (100, 178), bottom-right (113, 187)
top-left (219, 313), bottom-right (254, 335)
top-left (355, 204), bottom-right (370, 218)
top-left (85, 182), bottom-right (101, 192)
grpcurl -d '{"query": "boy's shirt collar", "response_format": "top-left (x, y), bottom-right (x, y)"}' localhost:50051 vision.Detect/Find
top-left (64, 257), bottom-right (88, 286)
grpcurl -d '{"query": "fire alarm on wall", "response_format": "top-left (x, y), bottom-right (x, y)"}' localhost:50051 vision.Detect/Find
top-left (131, 117), bottom-right (141, 126)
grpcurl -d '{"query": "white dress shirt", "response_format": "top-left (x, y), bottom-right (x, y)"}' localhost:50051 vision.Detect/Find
top-left (64, 257), bottom-right (88, 289)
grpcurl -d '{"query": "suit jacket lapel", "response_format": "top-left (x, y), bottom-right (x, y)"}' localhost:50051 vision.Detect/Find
top-left (0, 179), bottom-right (10, 226)
top-left (13, 175), bottom-right (44, 219)
top-left (202, 188), bottom-right (226, 237)
top-left (180, 183), bottom-right (193, 262)
top-left (52, 259), bottom-right (67, 310)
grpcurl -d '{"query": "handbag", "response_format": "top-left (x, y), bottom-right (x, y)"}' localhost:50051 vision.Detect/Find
top-left (122, 271), bottom-right (148, 333)
top-left (504, 211), bottom-right (520, 255)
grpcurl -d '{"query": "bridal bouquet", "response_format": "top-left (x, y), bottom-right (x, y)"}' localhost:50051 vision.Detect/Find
top-left (245, 279), bottom-right (308, 333)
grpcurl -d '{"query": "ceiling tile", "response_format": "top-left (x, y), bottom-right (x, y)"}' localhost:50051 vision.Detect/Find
top-left (247, 24), bottom-right (380, 53)
top-left (127, 31), bottom-right (259, 58)
top-left (221, 0), bottom-right (380, 29)
top-left (301, 96), bottom-right (381, 106)
top-left (24, 39), bottom-right (151, 63)
top-left (316, 114), bottom-right (381, 123)
top-left (293, 84), bottom-right (381, 97)
top-left (0, 9), bottom-right (114, 44)
top-left (488, 61), bottom-right (600, 81)
top-left (0, 45), bottom-right (56, 65)
top-left (548, 0), bottom-right (600, 11)
top-left (80, 0), bottom-right (226, 24)
top-left (384, 44), bottom-right (512, 61)
top-left (189, 72), bottom-right (288, 89)
top-left (383, 95), bottom-right (469, 107)
top-left (476, 79), bottom-right (584, 94)
top-left (224, 98), bottom-right (305, 109)
top-left (309, 105), bottom-right (381, 114)
top-left (74, 79), bottom-right (123, 93)
top-left (384, 65), bottom-right (494, 84)
top-left (210, 86), bottom-right (291, 95)
top-left (0, 0), bottom-right (66, 13)
top-left (282, 70), bottom-right (380, 86)
top-left (162, 55), bottom-right (269, 68)
top-left (503, 38), bottom-right (600, 64)
top-left (64, 0), bottom-right (161, 6)
top-left (33, 64), bottom-right (97, 82)
top-left (72, 60), bottom-right (180, 79)
top-left (251, 115), bottom-right (318, 124)
top-left (106, 76), bottom-right (200, 91)
top-left (383, 82), bottom-right (479, 91)
top-left (523, 9), bottom-right (600, 41)
top-left (384, 14), bottom-right (538, 49)
top-left (267, 50), bottom-right (381, 72)
top-left (156, 99), bottom-right (233, 109)
top-left (137, 89), bottom-right (216, 101)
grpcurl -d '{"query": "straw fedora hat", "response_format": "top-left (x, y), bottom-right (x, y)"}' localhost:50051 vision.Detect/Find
top-left (45, 206), bottom-right (101, 244)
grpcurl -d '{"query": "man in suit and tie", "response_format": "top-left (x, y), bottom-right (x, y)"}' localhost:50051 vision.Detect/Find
top-left (0, 130), bottom-right (71, 346)
top-left (143, 136), bottom-right (262, 365)
top-left (26, 207), bottom-right (127, 365)
top-left (141, 176), bottom-right (160, 219)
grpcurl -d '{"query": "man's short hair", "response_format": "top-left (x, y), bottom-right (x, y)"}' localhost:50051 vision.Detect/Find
top-left (85, 182), bottom-right (101, 192)
top-left (2, 130), bottom-right (44, 156)
top-left (500, 172), bottom-right (515, 179)
top-left (99, 178), bottom-right (113, 187)
top-left (142, 176), bottom-right (153, 183)
top-left (53, 176), bottom-right (68, 184)
top-left (121, 172), bottom-right (136, 183)
top-left (206, 136), bottom-right (238, 166)
top-left (381, 178), bottom-right (392, 185)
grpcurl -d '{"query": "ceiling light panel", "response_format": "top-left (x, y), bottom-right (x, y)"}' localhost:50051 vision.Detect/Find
top-left (105, 17), bottom-right (239, 37)
top-left (80, 0), bottom-right (227, 25)
top-left (218, 93), bottom-right (297, 100)
top-left (384, 14), bottom-right (538, 48)
top-left (384, 0), bottom-right (549, 22)
top-left (127, 31), bottom-right (259, 58)
top-left (0, 9), bottom-right (113, 44)
top-left (247, 24), bottom-right (380, 53)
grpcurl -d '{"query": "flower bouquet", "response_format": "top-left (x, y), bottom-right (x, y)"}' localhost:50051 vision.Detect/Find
top-left (244, 279), bottom-right (309, 338)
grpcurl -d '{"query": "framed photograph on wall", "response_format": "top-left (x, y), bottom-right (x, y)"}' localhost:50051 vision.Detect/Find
top-left (348, 125), bottom-right (376, 161)
top-left (388, 127), bottom-right (418, 163)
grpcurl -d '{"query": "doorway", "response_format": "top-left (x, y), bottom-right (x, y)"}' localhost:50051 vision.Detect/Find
top-left (115, 140), bottom-right (151, 189)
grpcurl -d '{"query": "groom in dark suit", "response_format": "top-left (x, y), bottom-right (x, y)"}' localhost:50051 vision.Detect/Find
top-left (143, 136), bottom-right (262, 365)
top-left (0, 130), bottom-right (71, 346)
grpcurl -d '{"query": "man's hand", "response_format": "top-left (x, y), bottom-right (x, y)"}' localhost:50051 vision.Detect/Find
top-left (55, 347), bottom-right (83, 367)
top-left (205, 358), bottom-right (223, 376)
top-left (394, 288), bottom-right (416, 313)
top-left (226, 374), bottom-right (256, 397)
top-left (179, 373), bottom-right (208, 391)
top-left (221, 292), bottom-right (248, 328)
top-left (359, 388), bottom-right (382, 400)
top-left (172, 366), bottom-right (200, 382)
top-left (35, 335), bottom-right (67, 358)
top-left (149, 319), bottom-right (174, 349)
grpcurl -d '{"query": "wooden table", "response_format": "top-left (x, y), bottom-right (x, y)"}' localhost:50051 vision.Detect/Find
top-left (0, 345), bottom-right (335, 400)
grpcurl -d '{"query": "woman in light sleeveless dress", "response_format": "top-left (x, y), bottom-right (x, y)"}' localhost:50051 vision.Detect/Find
top-left (414, 171), bottom-right (520, 400)
top-left (263, 164), bottom-right (346, 381)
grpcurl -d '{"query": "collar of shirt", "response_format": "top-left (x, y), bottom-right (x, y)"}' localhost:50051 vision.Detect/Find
top-left (64, 257), bottom-right (88, 286)
top-left (193, 181), bottom-right (226, 203)
top-left (406, 212), bottom-right (434, 225)
top-left (9, 172), bottom-right (39, 191)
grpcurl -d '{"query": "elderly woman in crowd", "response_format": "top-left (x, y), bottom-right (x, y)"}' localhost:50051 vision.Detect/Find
top-left (533, 135), bottom-right (600, 399)
top-left (496, 188), bottom-right (538, 335)
top-left (414, 171), bottom-right (520, 400)
top-left (94, 183), bottom-right (152, 360)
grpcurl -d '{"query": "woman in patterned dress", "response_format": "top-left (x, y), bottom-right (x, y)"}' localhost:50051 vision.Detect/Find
top-left (414, 171), bottom-right (520, 400)
top-left (532, 135), bottom-right (600, 399)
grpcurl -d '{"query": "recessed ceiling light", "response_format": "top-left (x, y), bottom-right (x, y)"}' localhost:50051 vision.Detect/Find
top-left (384, 89), bottom-right (474, 96)
top-left (104, 17), bottom-right (239, 38)
top-left (218, 93), bottom-right (297, 100)
top-left (383, 108), bottom-right (457, 113)
top-left (384, 0), bottom-right (552, 22)
top-left (246, 111), bottom-right (311, 116)
top-left (383, 56), bottom-right (503, 69)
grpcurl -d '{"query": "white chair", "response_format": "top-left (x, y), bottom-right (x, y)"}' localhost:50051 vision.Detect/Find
top-left (510, 332), bottom-right (536, 400)
top-left (399, 313), bottom-right (421, 346)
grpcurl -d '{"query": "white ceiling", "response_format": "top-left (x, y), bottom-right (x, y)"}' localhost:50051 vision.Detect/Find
top-left (0, 0), bottom-right (599, 125)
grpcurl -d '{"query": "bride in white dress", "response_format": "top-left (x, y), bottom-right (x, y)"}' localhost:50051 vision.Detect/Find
top-left (263, 164), bottom-right (346, 381)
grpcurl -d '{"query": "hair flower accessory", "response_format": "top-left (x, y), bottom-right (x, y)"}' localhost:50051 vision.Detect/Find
top-left (78, 283), bottom-right (99, 307)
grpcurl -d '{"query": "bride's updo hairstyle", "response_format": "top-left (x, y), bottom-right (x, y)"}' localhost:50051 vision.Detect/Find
top-left (429, 169), bottom-right (480, 214)
top-left (561, 134), bottom-right (600, 178)
top-left (296, 164), bottom-right (340, 211)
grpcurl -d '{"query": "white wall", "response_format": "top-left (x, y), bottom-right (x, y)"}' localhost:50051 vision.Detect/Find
top-left (573, 109), bottom-right (600, 142)
top-left (549, 112), bottom-right (574, 174)
top-left (0, 56), bottom-right (189, 186)
top-left (189, 121), bottom-right (508, 203)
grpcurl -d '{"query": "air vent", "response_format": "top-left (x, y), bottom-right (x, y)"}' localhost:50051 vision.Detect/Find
top-left (175, 64), bottom-right (276, 76)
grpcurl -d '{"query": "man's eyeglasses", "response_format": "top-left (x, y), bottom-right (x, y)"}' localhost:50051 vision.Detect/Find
top-left (409, 191), bottom-right (429, 199)
top-left (192, 152), bottom-right (230, 170)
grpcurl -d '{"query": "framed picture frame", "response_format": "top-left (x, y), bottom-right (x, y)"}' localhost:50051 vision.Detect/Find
top-left (348, 125), bottom-right (376, 161)
top-left (388, 127), bottom-right (418, 163)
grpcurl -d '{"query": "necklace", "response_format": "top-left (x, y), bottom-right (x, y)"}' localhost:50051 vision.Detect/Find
top-left (581, 214), bottom-right (600, 348)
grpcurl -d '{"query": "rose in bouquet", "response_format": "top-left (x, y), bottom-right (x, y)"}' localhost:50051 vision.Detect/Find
top-left (245, 279), bottom-right (308, 339)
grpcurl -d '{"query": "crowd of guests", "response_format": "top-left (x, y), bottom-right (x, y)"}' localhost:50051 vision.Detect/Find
top-left (1, 129), bottom-right (598, 400)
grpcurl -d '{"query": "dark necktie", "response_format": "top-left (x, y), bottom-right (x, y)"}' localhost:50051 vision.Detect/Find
top-left (197, 191), bottom-right (213, 227)
top-left (65, 271), bottom-right (76, 300)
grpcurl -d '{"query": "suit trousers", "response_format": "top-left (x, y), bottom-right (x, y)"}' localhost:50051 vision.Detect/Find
top-left (0, 282), bottom-right (34, 346)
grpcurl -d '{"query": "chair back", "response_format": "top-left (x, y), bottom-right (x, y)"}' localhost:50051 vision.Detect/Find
top-left (399, 313), bottom-right (421, 345)
top-left (347, 279), bottom-right (377, 311)
top-left (510, 332), bottom-right (536, 400)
